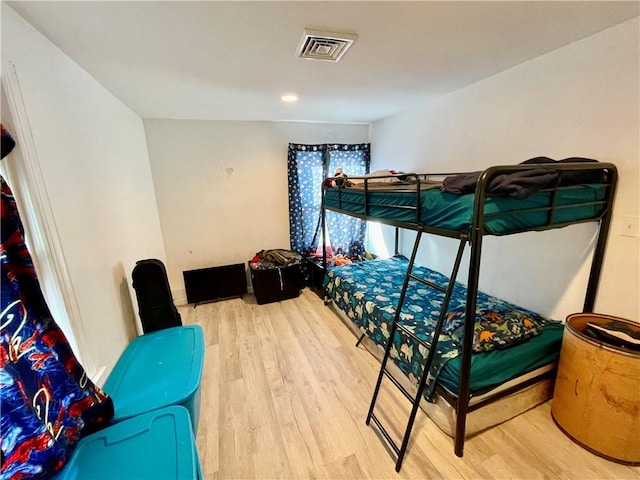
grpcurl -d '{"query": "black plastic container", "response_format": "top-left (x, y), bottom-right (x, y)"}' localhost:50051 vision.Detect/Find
top-left (249, 263), bottom-right (302, 305)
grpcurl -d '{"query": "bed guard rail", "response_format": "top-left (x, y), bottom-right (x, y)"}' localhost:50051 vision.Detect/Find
top-left (322, 162), bottom-right (617, 237)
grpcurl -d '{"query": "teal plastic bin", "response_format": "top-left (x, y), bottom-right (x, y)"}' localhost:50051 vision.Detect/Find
top-left (54, 406), bottom-right (200, 479)
top-left (104, 325), bottom-right (204, 432)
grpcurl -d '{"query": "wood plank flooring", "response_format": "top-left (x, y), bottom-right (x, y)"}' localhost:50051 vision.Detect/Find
top-left (181, 289), bottom-right (640, 479)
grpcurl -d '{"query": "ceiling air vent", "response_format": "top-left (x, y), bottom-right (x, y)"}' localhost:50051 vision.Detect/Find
top-left (296, 29), bottom-right (357, 62)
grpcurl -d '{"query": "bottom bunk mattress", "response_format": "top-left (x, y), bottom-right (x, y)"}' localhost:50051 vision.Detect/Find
top-left (332, 317), bottom-right (556, 437)
top-left (323, 255), bottom-right (564, 402)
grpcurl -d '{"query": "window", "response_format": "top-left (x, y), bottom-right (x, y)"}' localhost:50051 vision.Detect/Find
top-left (287, 143), bottom-right (370, 257)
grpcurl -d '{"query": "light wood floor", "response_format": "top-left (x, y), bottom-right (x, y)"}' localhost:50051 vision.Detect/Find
top-left (181, 289), bottom-right (640, 479)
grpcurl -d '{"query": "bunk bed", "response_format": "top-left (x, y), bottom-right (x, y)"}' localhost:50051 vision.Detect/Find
top-left (320, 161), bottom-right (617, 470)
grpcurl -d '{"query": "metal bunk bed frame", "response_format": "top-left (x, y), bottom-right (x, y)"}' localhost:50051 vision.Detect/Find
top-left (320, 162), bottom-right (618, 469)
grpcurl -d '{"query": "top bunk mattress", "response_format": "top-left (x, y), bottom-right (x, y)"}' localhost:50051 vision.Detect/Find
top-left (323, 184), bottom-right (605, 235)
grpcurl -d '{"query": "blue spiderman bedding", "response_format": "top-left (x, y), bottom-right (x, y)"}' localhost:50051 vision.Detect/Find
top-left (1, 174), bottom-right (114, 479)
top-left (324, 255), bottom-right (564, 398)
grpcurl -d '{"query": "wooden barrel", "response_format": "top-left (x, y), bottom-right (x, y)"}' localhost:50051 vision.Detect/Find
top-left (551, 313), bottom-right (640, 465)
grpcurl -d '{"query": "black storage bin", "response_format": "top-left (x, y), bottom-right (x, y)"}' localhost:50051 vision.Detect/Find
top-left (250, 262), bottom-right (302, 305)
top-left (305, 257), bottom-right (326, 299)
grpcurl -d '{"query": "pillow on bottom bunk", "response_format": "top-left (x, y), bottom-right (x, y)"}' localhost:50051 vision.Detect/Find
top-left (445, 306), bottom-right (544, 352)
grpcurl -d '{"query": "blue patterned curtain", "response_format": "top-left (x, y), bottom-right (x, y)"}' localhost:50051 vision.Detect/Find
top-left (287, 143), bottom-right (370, 257)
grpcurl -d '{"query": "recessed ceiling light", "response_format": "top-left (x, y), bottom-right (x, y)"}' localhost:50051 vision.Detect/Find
top-left (281, 94), bottom-right (298, 103)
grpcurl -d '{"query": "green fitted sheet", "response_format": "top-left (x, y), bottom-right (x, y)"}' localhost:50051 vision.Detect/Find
top-left (437, 321), bottom-right (564, 394)
top-left (324, 185), bottom-right (605, 234)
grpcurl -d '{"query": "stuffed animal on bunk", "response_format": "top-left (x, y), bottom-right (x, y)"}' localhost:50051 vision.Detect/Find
top-left (321, 167), bottom-right (350, 189)
top-left (328, 167), bottom-right (352, 188)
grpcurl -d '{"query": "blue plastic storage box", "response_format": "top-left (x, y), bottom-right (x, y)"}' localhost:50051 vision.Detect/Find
top-left (104, 325), bottom-right (205, 432)
top-left (54, 405), bottom-right (200, 479)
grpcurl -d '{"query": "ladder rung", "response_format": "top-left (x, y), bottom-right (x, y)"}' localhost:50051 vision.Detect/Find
top-left (369, 412), bottom-right (400, 455)
top-left (408, 273), bottom-right (447, 293)
top-left (383, 369), bottom-right (415, 403)
top-left (396, 323), bottom-right (432, 350)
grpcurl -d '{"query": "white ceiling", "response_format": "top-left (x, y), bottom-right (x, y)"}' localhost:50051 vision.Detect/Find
top-left (7, 1), bottom-right (639, 124)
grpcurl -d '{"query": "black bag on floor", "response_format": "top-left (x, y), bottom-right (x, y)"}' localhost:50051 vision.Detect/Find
top-left (132, 259), bottom-right (182, 333)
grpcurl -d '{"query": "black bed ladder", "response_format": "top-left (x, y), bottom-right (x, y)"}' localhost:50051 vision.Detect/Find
top-left (365, 231), bottom-right (467, 472)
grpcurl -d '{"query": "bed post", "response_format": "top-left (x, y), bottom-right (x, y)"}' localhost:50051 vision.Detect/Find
top-left (455, 232), bottom-right (482, 456)
top-left (454, 168), bottom-right (492, 457)
top-left (583, 165), bottom-right (618, 312)
top-left (395, 227), bottom-right (400, 255)
top-left (321, 190), bottom-right (329, 304)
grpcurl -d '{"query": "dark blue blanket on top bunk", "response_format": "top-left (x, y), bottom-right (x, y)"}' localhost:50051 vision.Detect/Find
top-left (324, 255), bottom-right (563, 398)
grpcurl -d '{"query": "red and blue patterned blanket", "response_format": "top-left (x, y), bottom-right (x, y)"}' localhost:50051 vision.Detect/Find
top-left (1, 174), bottom-right (113, 479)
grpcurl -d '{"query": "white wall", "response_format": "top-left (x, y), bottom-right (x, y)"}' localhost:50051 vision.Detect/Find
top-left (371, 18), bottom-right (640, 322)
top-left (1, 5), bottom-right (167, 376)
top-left (144, 119), bottom-right (369, 303)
